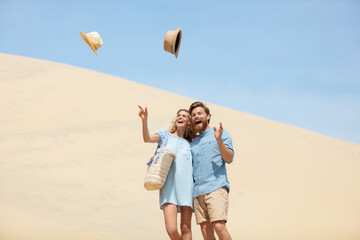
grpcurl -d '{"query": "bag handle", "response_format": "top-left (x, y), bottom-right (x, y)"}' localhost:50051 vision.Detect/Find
top-left (147, 131), bottom-right (170, 166)
top-left (159, 131), bottom-right (169, 152)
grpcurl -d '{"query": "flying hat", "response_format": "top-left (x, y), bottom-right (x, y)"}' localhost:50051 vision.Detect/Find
top-left (79, 32), bottom-right (103, 55)
top-left (164, 28), bottom-right (182, 58)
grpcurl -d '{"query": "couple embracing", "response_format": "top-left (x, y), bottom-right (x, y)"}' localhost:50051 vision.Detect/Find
top-left (138, 101), bottom-right (234, 240)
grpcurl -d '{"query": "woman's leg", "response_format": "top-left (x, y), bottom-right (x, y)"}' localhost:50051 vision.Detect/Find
top-left (180, 206), bottom-right (192, 240)
top-left (163, 203), bottom-right (181, 240)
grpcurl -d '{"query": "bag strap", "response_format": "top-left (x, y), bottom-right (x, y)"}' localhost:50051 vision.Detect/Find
top-left (159, 131), bottom-right (169, 152)
top-left (147, 131), bottom-right (170, 166)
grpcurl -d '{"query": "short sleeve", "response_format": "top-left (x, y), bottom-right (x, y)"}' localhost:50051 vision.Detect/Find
top-left (221, 129), bottom-right (234, 163)
top-left (155, 129), bottom-right (168, 146)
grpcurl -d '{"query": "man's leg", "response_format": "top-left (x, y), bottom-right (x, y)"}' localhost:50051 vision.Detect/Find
top-left (180, 206), bottom-right (192, 240)
top-left (194, 195), bottom-right (216, 240)
top-left (162, 203), bottom-right (181, 240)
top-left (213, 220), bottom-right (232, 240)
top-left (200, 221), bottom-right (216, 240)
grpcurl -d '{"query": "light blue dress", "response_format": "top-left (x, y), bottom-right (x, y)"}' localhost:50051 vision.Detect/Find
top-left (155, 129), bottom-right (193, 211)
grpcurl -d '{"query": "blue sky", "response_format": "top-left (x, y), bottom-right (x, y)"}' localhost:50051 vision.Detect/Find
top-left (1, 0), bottom-right (359, 143)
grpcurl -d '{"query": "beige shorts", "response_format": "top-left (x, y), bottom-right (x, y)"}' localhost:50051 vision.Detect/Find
top-left (194, 186), bottom-right (229, 224)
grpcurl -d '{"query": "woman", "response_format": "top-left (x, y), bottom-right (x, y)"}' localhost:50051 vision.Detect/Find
top-left (138, 105), bottom-right (193, 240)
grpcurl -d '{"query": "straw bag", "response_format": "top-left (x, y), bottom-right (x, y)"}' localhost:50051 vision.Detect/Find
top-left (144, 132), bottom-right (176, 191)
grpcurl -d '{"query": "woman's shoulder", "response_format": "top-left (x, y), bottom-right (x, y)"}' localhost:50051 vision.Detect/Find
top-left (166, 132), bottom-right (190, 144)
top-left (155, 129), bottom-right (169, 136)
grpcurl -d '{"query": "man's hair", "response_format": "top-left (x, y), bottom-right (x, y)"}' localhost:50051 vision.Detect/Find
top-left (189, 101), bottom-right (211, 123)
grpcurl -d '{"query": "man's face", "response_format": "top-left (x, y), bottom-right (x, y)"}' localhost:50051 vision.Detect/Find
top-left (191, 106), bottom-right (210, 133)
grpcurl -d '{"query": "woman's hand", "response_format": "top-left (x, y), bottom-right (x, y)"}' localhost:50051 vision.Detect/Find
top-left (138, 105), bottom-right (148, 121)
top-left (138, 105), bottom-right (160, 143)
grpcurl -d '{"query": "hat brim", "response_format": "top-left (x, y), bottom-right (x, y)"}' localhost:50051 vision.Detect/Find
top-left (173, 28), bottom-right (182, 58)
top-left (80, 32), bottom-right (98, 56)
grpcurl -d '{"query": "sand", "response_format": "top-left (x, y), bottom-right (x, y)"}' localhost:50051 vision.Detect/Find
top-left (1, 53), bottom-right (359, 240)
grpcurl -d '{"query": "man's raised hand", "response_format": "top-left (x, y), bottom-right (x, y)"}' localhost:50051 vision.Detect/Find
top-left (214, 122), bottom-right (224, 141)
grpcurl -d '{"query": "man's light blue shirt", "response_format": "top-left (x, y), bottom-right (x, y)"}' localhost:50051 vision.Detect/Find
top-left (190, 128), bottom-right (234, 197)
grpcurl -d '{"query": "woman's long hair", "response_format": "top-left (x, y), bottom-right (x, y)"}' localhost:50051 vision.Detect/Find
top-left (169, 109), bottom-right (194, 142)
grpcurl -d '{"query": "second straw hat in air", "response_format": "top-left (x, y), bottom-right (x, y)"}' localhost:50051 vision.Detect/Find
top-left (79, 31), bottom-right (103, 55)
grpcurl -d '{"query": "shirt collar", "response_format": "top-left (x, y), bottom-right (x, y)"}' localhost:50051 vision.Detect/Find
top-left (199, 127), bottom-right (212, 137)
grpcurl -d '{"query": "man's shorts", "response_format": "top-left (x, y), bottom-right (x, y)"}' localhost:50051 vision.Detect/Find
top-left (194, 186), bottom-right (229, 224)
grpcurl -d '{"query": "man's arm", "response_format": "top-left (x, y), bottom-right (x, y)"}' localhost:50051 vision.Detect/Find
top-left (214, 123), bottom-right (234, 163)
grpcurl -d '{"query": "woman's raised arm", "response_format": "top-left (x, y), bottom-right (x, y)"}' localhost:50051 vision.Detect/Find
top-left (138, 105), bottom-right (160, 143)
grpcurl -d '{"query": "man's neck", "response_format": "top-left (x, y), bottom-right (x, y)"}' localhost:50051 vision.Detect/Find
top-left (199, 125), bottom-right (211, 135)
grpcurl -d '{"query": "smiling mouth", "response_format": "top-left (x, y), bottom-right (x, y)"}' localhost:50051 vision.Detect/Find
top-left (195, 120), bottom-right (202, 125)
top-left (177, 120), bottom-right (184, 124)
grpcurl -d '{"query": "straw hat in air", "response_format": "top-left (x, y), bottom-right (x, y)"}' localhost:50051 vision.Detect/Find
top-left (79, 32), bottom-right (103, 55)
top-left (164, 28), bottom-right (182, 58)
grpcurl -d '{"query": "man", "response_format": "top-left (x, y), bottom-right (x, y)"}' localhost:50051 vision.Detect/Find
top-left (189, 101), bottom-right (234, 240)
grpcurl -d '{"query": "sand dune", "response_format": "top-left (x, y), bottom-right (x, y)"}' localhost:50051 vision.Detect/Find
top-left (1, 53), bottom-right (359, 240)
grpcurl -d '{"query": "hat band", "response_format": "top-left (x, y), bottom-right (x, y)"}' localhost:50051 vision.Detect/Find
top-left (87, 35), bottom-right (98, 50)
top-left (171, 35), bottom-right (175, 54)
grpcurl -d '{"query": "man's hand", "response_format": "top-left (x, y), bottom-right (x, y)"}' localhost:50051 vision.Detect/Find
top-left (214, 122), bottom-right (223, 140)
top-left (214, 122), bottom-right (233, 163)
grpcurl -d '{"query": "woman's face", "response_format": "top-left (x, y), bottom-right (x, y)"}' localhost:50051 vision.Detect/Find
top-left (175, 110), bottom-right (190, 129)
